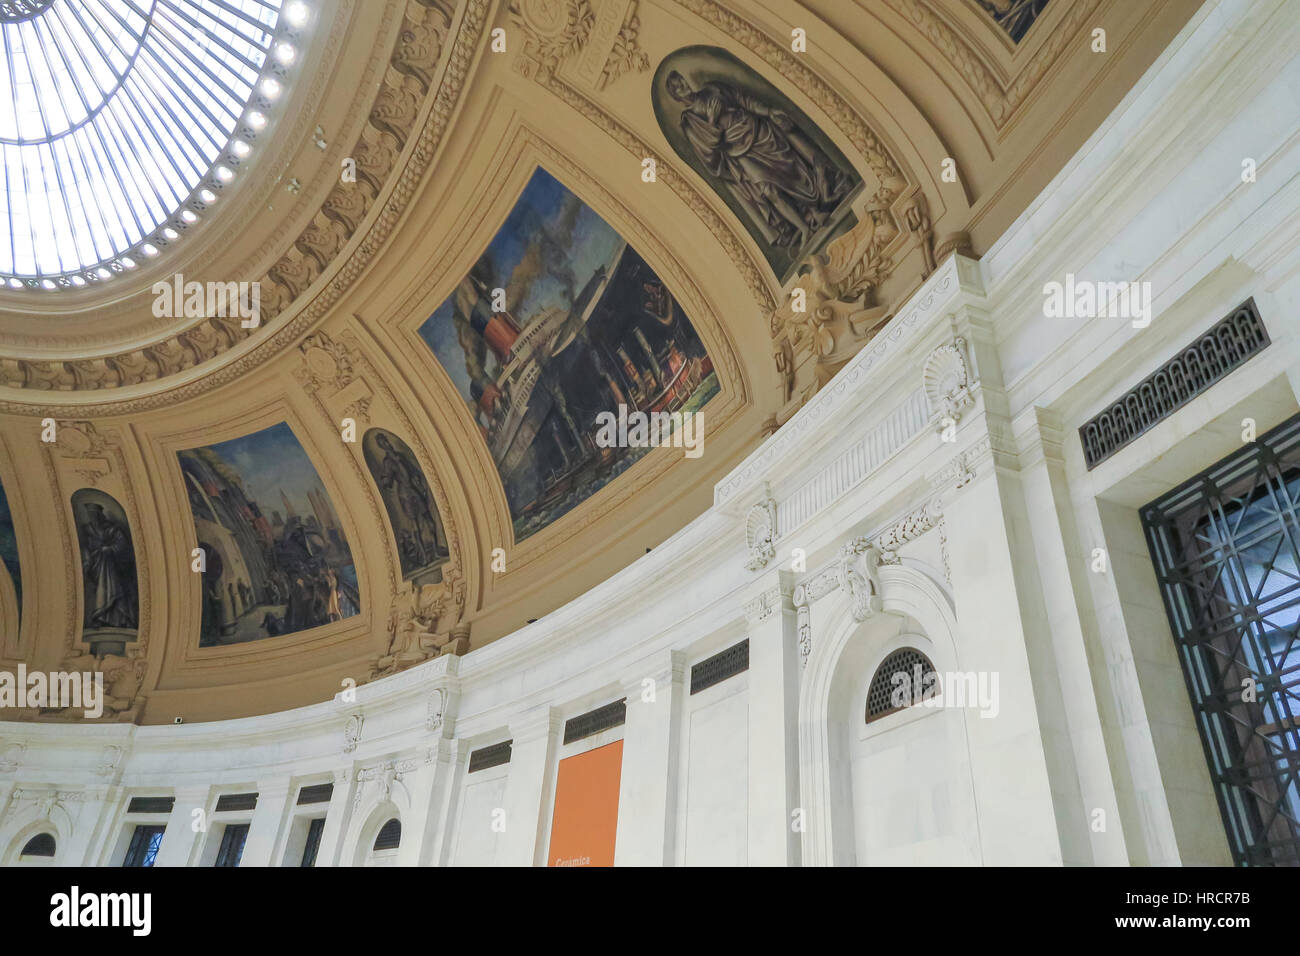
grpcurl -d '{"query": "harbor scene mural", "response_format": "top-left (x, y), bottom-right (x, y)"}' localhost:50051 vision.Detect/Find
top-left (418, 168), bottom-right (719, 541)
top-left (178, 422), bottom-right (360, 647)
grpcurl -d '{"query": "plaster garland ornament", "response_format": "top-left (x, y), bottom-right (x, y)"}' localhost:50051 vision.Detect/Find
top-left (343, 713), bottom-right (364, 754)
top-left (923, 335), bottom-right (974, 432)
top-left (874, 497), bottom-right (944, 564)
top-left (743, 486), bottom-right (778, 571)
top-left (354, 756), bottom-right (421, 810)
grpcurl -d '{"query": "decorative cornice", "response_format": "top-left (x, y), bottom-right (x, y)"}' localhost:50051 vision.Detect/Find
top-left (716, 254), bottom-right (979, 510)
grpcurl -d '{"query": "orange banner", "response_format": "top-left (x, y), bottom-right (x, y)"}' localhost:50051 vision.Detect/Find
top-left (548, 739), bottom-right (624, 867)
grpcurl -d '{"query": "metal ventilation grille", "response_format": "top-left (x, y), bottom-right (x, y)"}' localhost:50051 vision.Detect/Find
top-left (296, 783), bottom-right (334, 805)
top-left (468, 740), bottom-right (512, 773)
top-left (690, 640), bottom-right (750, 694)
top-left (866, 648), bottom-right (937, 723)
top-left (372, 818), bottom-right (401, 851)
top-left (214, 792), bottom-right (258, 813)
top-left (1080, 299), bottom-right (1269, 469)
top-left (126, 796), bottom-right (175, 814)
top-left (563, 699), bottom-right (627, 744)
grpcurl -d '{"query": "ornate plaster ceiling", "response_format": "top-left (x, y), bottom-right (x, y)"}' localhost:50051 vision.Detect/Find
top-left (0, 0), bottom-right (1199, 722)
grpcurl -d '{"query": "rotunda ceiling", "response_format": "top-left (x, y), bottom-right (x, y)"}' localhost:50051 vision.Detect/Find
top-left (0, 0), bottom-right (1200, 722)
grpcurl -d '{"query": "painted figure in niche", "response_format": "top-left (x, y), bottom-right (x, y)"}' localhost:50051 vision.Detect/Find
top-left (0, 473), bottom-right (21, 637)
top-left (653, 46), bottom-right (862, 283)
top-left (73, 490), bottom-right (139, 635)
top-left (974, 0), bottom-right (1051, 43)
top-left (362, 429), bottom-right (448, 583)
top-left (418, 168), bottom-right (719, 541)
top-left (178, 421), bottom-right (361, 647)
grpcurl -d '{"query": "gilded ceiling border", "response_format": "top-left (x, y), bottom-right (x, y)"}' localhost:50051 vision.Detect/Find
top-left (0, 0), bottom-right (488, 412)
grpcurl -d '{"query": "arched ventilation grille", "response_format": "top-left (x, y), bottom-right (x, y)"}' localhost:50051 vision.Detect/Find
top-left (372, 818), bottom-right (401, 851)
top-left (20, 832), bottom-right (55, 857)
top-left (866, 648), bottom-right (937, 723)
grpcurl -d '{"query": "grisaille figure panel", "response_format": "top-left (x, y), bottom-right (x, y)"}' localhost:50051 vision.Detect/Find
top-left (72, 488), bottom-right (139, 656)
top-left (652, 45), bottom-right (863, 284)
top-left (0, 473), bottom-right (21, 636)
top-left (361, 428), bottom-right (449, 584)
top-left (178, 422), bottom-right (361, 647)
top-left (419, 167), bottom-right (719, 541)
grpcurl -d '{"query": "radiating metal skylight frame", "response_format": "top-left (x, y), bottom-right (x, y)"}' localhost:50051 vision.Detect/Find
top-left (0, 0), bottom-right (312, 292)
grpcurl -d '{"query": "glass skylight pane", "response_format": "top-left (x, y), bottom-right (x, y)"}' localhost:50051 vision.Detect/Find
top-left (0, 0), bottom-right (290, 284)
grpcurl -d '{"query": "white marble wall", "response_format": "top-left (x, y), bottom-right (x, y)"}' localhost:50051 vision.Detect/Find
top-left (2, 0), bottom-right (1297, 867)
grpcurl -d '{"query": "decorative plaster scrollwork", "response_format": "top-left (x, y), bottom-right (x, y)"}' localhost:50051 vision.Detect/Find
top-left (836, 538), bottom-right (883, 622)
top-left (0, 742), bottom-right (24, 772)
top-left (923, 335), bottom-right (974, 431)
top-left (96, 746), bottom-right (124, 777)
top-left (425, 687), bottom-right (445, 732)
top-left (510, 0), bottom-right (649, 90)
top-left (343, 714), bottom-right (364, 754)
top-left (743, 487), bottom-right (778, 571)
top-left (874, 497), bottom-right (944, 564)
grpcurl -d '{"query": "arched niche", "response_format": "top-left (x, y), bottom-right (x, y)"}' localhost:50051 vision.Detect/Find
top-left (652, 45), bottom-right (885, 286)
top-left (71, 488), bottom-right (140, 657)
top-left (350, 804), bottom-right (403, 868)
top-left (0, 469), bottom-right (22, 644)
top-left (798, 563), bottom-right (982, 866)
top-left (360, 428), bottom-right (450, 586)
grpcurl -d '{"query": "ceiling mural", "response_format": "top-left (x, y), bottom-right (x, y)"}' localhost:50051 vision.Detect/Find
top-left (0, 472), bottom-right (20, 636)
top-left (71, 488), bottom-right (139, 658)
top-left (178, 422), bottom-right (360, 647)
top-left (361, 428), bottom-right (450, 585)
top-left (418, 167), bottom-right (718, 542)
top-left (651, 45), bottom-right (864, 285)
top-left (973, 0), bottom-right (1052, 43)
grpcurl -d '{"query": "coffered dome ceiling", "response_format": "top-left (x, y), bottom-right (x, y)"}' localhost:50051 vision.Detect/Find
top-left (0, 0), bottom-right (1198, 722)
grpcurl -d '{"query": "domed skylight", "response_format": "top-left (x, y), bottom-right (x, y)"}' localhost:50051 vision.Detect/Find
top-left (0, 0), bottom-right (310, 291)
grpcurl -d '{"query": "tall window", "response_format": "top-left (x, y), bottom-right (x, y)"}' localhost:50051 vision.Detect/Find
top-left (123, 825), bottom-right (165, 867)
top-left (300, 817), bottom-right (325, 867)
top-left (215, 823), bottom-right (250, 868)
top-left (1143, 412), bottom-right (1300, 865)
